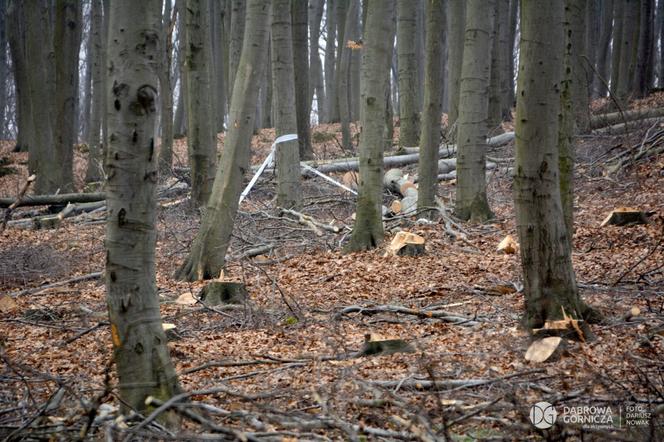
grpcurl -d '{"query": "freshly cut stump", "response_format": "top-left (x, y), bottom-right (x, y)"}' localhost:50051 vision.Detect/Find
top-left (199, 281), bottom-right (248, 306)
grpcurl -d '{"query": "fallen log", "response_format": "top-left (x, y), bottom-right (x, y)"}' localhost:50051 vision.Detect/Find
top-left (0, 192), bottom-right (105, 208)
top-left (400, 131), bottom-right (515, 154)
top-left (593, 116), bottom-right (664, 135)
top-left (590, 107), bottom-right (664, 130)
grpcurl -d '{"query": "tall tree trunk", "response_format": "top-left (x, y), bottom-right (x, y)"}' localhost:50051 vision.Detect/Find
top-left (176, 0), bottom-right (271, 281)
top-left (338, 0), bottom-right (359, 151)
top-left (610, 0), bottom-right (624, 95)
top-left (446, 0), bottom-right (465, 130)
top-left (159, 0), bottom-right (175, 175)
top-left (454, 0), bottom-right (495, 223)
top-left (616, 0), bottom-right (640, 106)
top-left (272, 0), bottom-right (301, 208)
top-left (332, 0), bottom-right (348, 126)
top-left (323, 0), bottom-right (337, 123)
top-left (396, 0), bottom-right (419, 148)
top-left (105, 0), bottom-right (180, 417)
top-left (101, 0), bottom-right (110, 162)
top-left (488, 0), bottom-right (503, 131)
top-left (309, 0), bottom-right (325, 122)
top-left (228, 0), bottom-right (246, 102)
top-left (514, 0), bottom-right (594, 330)
top-left (497, 0), bottom-right (512, 121)
top-left (211, 0), bottom-right (227, 132)
top-left (346, 0), bottom-right (395, 252)
top-left (53, 0), bottom-right (81, 193)
top-left (85, 0), bottom-right (104, 182)
top-left (80, 6), bottom-right (93, 144)
top-left (350, 8), bottom-right (361, 122)
top-left (585, 0), bottom-right (600, 87)
top-left (633, 0), bottom-right (653, 98)
top-left (6, 0), bottom-right (32, 153)
top-left (25, 0), bottom-right (56, 194)
top-left (659, 0), bottom-right (664, 88)
top-left (0, 0), bottom-right (7, 140)
top-left (185, 0), bottom-right (217, 207)
top-left (173, 4), bottom-right (187, 137)
top-left (565, 0), bottom-right (590, 134)
top-left (506, 0), bottom-right (517, 113)
top-left (292, 0), bottom-right (313, 159)
top-left (593, 0), bottom-right (613, 98)
top-left (416, 0), bottom-right (444, 218)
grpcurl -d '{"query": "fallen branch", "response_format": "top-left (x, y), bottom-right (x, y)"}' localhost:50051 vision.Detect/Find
top-left (334, 304), bottom-right (479, 326)
top-left (593, 116), bottom-right (664, 135)
top-left (8, 271), bottom-right (103, 298)
top-left (280, 208), bottom-right (340, 236)
top-left (1, 174), bottom-right (35, 232)
top-left (0, 192), bottom-right (105, 208)
top-left (370, 369), bottom-right (545, 391)
top-left (591, 107), bottom-right (664, 130)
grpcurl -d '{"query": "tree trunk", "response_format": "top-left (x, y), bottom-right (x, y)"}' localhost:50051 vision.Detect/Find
top-left (345, 0), bottom-right (395, 252)
top-left (488, 0), bottom-right (503, 131)
top-left (659, 0), bottom-right (664, 88)
top-left (308, 0), bottom-right (325, 122)
top-left (515, 0), bottom-right (594, 331)
top-left (0, 0), bottom-right (7, 140)
top-left (272, 0), bottom-right (301, 209)
top-left (337, 0), bottom-right (359, 151)
top-left (396, 0), bottom-right (419, 149)
top-left (497, 0), bottom-right (512, 121)
top-left (446, 0), bottom-right (465, 129)
top-left (616, 0), bottom-right (640, 106)
top-left (80, 5), bottom-right (93, 144)
top-left (292, 0), bottom-right (313, 159)
top-left (85, 0), bottom-right (104, 182)
top-left (176, 0), bottom-right (271, 281)
top-left (159, 0), bottom-right (175, 175)
top-left (53, 0), bottom-right (81, 193)
top-left (454, 0), bottom-right (495, 222)
top-left (585, 0), bottom-right (600, 88)
top-left (633, 0), bottom-right (654, 98)
top-left (211, 0), bottom-right (227, 132)
top-left (506, 0), bottom-right (517, 113)
top-left (323, 0), bottom-right (337, 123)
top-left (610, 0), bottom-right (624, 95)
top-left (25, 0), bottom-right (56, 194)
top-left (173, 4), bottom-right (187, 137)
top-left (184, 0), bottom-right (217, 207)
top-left (228, 0), bottom-right (246, 101)
top-left (6, 0), bottom-right (32, 153)
top-left (565, 0), bottom-right (590, 134)
top-left (593, 0), bottom-right (613, 98)
top-left (416, 0), bottom-right (444, 218)
top-left (105, 0), bottom-right (180, 417)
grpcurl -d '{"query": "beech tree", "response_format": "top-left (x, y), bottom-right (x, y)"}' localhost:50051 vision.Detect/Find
top-left (272, 0), bottom-right (301, 208)
top-left (292, 0), bottom-right (313, 159)
top-left (514, 0), bottom-right (595, 329)
top-left (105, 0), bottom-right (180, 414)
top-left (185, 0), bottom-right (217, 206)
top-left (85, 0), bottom-right (104, 182)
top-left (446, 0), bottom-right (465, 129)
top-left (176, 0), bottom-right (271, 281)
top-left (454, 0), bottom-right (495, 222)
top-left (346, 0), bottom-right (395, 252)
top-left (416, 0), bottom-right (444, 218)
top-left (396, 0), bottom-right (420, 149)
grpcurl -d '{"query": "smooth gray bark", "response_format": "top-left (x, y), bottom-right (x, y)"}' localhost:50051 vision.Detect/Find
top-left (323, 0), bottom-right (337, 123)
top-left (292, 0), bottom-right (312, 159)
top-left (85, 0), bottom-right (104, 182)
top-left (346, 0), bottom-right (395, 252)
top-left (337, 0), bottom-right (359, 150)
top-left (309, 0), bottom-right (325, 121)
top-left (6, 0), bottom-right (32, 153)
top-left (593, 0), bottom-right (613, 97)
top-left (633, 0), bottom-right (654, 98)
top-left (159, 0), bottom-right (174, 175)
top-left (616, 0), bottom-right (639, 106)
top-left (446, 0), bottom-right (465, 129)
top-left (105, 0), bottom-right (180, 417)
top-left (228, 0), bottom-right (245, 101)
top-left (176, 0), bottom-right (271, 281)
top-left (396, 0), bottom-right (420, 148)
top-left (566, 0), bottom-right (590, 134)
top-left (454, 0), bottom-right (495, 222)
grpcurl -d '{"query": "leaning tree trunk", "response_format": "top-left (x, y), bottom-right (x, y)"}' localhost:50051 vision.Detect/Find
top-left (184, 0), bottom-right (217, 207)
top-left (454, 0), bottom-right (495, 222)
top-left (228, 0), bottom-right (246, 102)
top-left (176, 0), bottom-right (271, 281)
top-left (416, 0), bottom-right (444, 219)
top-left (396, 0), bottom-right (420, 149)
top-left (292, 0), bottom-right (313, 159)
top-left (272, 0), bottom-right (301, 209)
top-left (53, 0), bottom-right (82, 193)
top-left (25, 0), bottom-right (56, 194)
top-left (105, 0), bottom-right (180, 417)
top-left (345, 0), bottom-right (395, 252)
top-left (446, 0), bottom-right (466, 129)
top-left (514, 0), bottom-right (594, 330)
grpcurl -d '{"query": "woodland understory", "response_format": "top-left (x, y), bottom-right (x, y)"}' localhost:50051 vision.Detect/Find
top-left (0, 95), bottom-right (663, 440)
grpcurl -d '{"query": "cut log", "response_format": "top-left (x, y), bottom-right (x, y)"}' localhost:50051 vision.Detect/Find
top-left (400, 132), bottom-right (515, 154)
top-left (0, 192), bottom-right (106, 208)
top-left (590, 107), bottom-right (664, 129)
top-left (600, 208), bottom-right (653, 227)
top-left (386, 231), bottom-right (425, 256)
top-left (593, 117), bottom-right (664, 135)
top-left (525, 337), bottom-right (563, 363)
top-left (199, 281), bottom-right (248, 306)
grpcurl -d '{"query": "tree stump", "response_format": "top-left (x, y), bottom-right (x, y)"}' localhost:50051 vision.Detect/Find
top-left (386, 231), bottom-right (426, 256)
top-left (199, 281), bottom-right (248, 306)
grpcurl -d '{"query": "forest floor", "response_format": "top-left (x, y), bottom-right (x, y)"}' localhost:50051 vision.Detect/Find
top-left (0, 95), bottom-right (663, 441)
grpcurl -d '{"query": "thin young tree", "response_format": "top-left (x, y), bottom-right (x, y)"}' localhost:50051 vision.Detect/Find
top-left (454, 0), bottom-right (495, 222)
top-left (176, 0), bottom-right (271, 281)
top-left (272, 0), bottom-right (301, 209)
top-left (345, 0), bottom-right (395, 252)
top-left (417, 0), bottom-right (444, 218)
top-left (514, 0), bottom-right (596, 329)
top-left (185, 0), bottom-right (217, 206)
top-left (105, 0), bottom-right (180, 415)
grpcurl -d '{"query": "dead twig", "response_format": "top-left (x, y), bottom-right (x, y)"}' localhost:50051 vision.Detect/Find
top-left (1, 174), bottom-right (35, 233)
